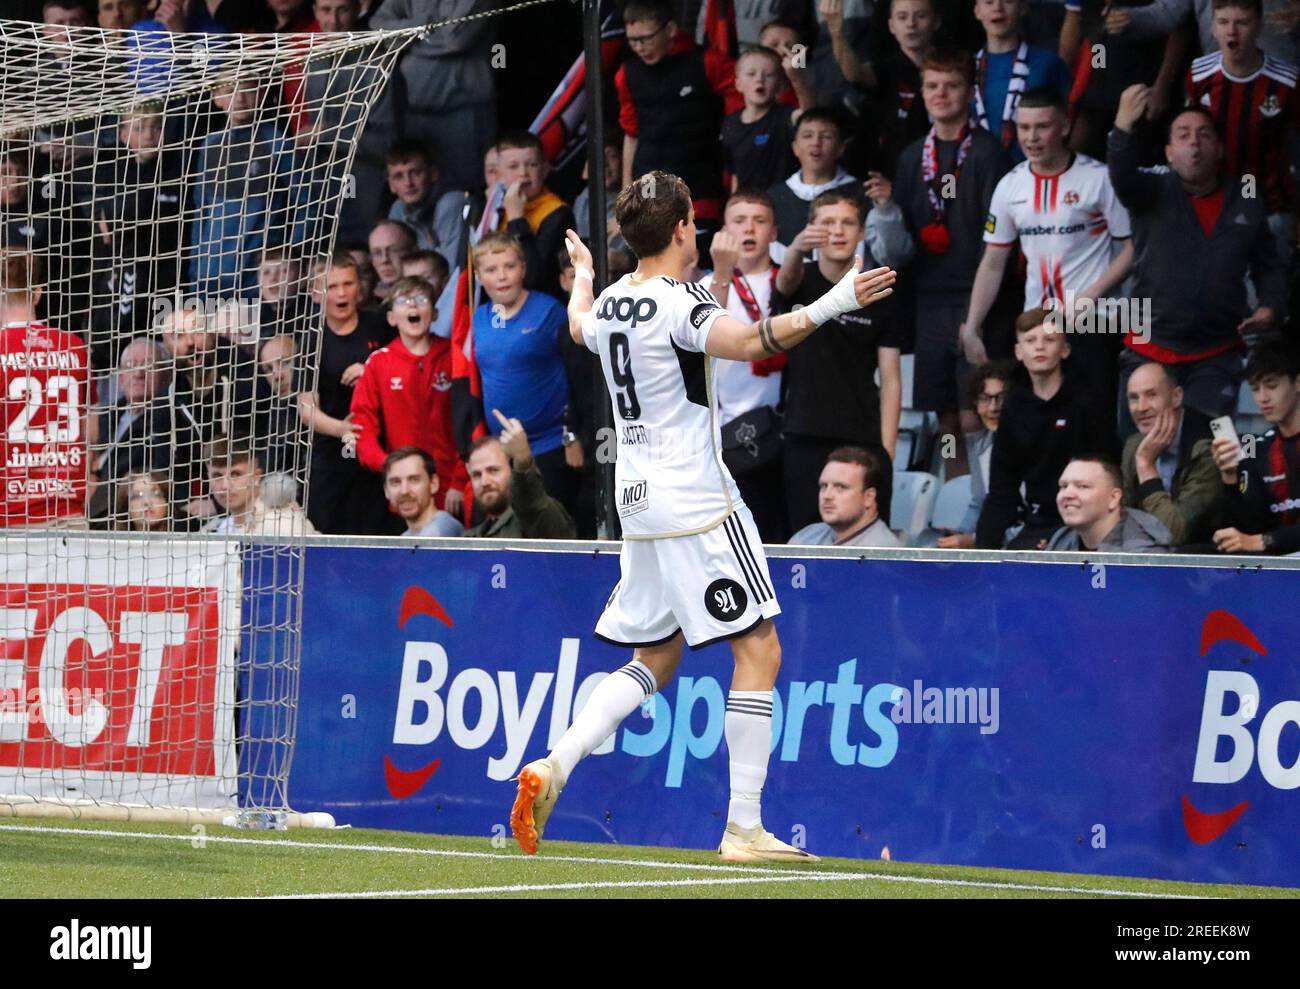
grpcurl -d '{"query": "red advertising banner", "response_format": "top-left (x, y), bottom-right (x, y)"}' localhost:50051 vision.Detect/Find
top-left (0, 538), bottom-right (239, 808)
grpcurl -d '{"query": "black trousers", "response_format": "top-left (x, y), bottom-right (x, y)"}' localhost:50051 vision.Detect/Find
top-left (731, 454), bottom-right (790, 545)
top-left (307, 452), bottom-right (389, 535)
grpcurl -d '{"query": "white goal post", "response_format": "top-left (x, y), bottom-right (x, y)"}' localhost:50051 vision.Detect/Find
top-left (0, 19), bottom-right (422, 827)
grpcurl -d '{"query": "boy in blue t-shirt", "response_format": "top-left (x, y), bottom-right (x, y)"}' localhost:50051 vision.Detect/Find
top-left (972, 0), bottom-right (1071, 162)
top-left (471, 231), bottom-right (582, 510)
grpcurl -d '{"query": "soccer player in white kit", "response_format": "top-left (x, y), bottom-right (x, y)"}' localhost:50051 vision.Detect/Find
top-left (510, 172), bottom-right (895, 861)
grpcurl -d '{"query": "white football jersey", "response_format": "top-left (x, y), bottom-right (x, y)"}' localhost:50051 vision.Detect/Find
top-left (984, 153), bottom-right (1131, 311)
top-left (581, 273), bottom-right (740, 538)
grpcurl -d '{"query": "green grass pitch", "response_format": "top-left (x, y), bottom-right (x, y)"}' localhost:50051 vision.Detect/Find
top-left (3, 819), bottom-right (1298, 899)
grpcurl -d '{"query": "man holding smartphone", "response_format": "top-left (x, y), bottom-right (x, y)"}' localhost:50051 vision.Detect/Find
top-left (1211, 343), bottom-right (1300, 554)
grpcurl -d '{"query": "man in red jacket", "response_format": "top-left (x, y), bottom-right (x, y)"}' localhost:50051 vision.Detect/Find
top-left (350, 276), bottom-right (469, 520)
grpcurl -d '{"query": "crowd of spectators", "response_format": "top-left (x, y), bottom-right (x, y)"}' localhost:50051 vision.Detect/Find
top-left (6, 0), bottom-right (1300, 556)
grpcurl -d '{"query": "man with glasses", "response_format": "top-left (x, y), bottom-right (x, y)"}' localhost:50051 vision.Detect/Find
top-left (350, 276), bottom-right (468, 525)
top-left (936, 361), bottom-right (1013, 548)
top-left (367, 219), bottom-right (418, 304)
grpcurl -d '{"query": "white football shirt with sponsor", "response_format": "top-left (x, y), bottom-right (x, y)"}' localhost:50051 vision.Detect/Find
top-left (581, 273), bottom-right (739, 538)
top-left (983, 153), bottom-right (1131, 310)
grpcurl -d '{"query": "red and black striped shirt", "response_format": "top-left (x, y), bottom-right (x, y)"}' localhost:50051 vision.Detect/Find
top-left (1187, 51), bottom-right (1300, 214)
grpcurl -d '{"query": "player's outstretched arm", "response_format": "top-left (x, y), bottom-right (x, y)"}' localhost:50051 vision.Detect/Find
top-left (705, 258), bottom-right (895, 362)
top-left (564, 229), bottom-right (596, 346)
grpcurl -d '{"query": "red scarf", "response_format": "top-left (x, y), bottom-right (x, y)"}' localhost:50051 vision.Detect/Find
top-left (919, 123), bottom-right (973, 255)
top-left (730, 268), bottom-right (786, 375)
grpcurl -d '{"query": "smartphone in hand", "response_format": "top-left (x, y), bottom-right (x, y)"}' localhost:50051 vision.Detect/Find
top-left (1210, 415), bottom-right (1243, 465)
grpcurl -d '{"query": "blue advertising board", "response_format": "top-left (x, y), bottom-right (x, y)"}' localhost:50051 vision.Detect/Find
top-left (284, 544), bottom-right (1300, 888)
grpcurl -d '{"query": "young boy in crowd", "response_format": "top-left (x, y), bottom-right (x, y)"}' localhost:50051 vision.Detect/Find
top-left (766, 108), bottom-right (864, 246)
top-left (826, 0), bottom-right (942, 176)
top-left (722, 46), bottom-right (801, 194)
top-left (1211, 342), bottom-right (1300, 555)
top-left (615, 0), bottom-right (742, 234)
top-left (257, 246), bottom-right (307, 341)
top-left (972, 0), bottom-right (1070, 161)
top-left (203, 442), bottom-right (316, 536)
top-left (401, 250), bottom-right (450, 298)
top-left (776, 190), bottom-right (906, 532)
top-left (350, 276), bottom-right (468, 522)
top-left (471, 232), bottom-right (582, 513)
top-left (976, 309), bottom-right (1118, 549)
top-left (385, 138), bottom-right (464, 267)
top-left (495, 131), bottom-right (575, 300)
top-left (1187, 0), bottom-right (1300, 263)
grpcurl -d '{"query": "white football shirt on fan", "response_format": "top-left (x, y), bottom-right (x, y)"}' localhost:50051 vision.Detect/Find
top-left (983, 153), bottom-right (1131, 310)
top-left (697, 269), bottom-right (782, 427)
top-left (581, 273), bottom-right (738, 539)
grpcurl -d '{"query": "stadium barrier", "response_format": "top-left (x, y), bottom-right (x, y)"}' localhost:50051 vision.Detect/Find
top-left (280, 538), bottom-right (1300, 889)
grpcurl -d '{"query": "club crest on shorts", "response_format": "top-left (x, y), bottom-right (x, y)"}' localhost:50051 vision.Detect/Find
top-left (705, 578), bottom-right (747, 622)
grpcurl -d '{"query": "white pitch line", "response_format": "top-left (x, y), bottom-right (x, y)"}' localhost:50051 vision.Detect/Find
top-left (252, 874), bottom-right (870, 899)
top-left (0, 823), bottom-right (1211, 898)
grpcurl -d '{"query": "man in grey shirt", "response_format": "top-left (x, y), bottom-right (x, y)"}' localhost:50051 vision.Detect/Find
top-left (1045, 457), bottom-right (1171, 552)
top-left (382, 447), bottom-right (464, 537)
top-left (789, 446), bottom-right (902, 548)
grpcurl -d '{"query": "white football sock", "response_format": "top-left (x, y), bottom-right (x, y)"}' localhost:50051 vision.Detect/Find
top-left (725, 689), bottom-right (773, 831)
top-left (549, 660), bottom-right (656, 783)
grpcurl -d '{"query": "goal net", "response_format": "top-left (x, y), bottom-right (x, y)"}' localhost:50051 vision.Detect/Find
top-left (0, 18), bottom-right (420, 825)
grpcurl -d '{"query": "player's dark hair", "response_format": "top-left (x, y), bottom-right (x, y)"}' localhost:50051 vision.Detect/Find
top-left (623, 0), bottom-right (675, 26)
top-left (385, 138), bottom-right (433, 168)
top-left (1244, 341), bottom-right (1300, 383)
top-left (1066, 456), bottom-right (1124, 491)
top-left (1166, 106), bottom-right (1220, 144)
top-left (615, 170), bottom-right (693, 259)
top-left (891, 0), bottom-right (935, 12)
top-left (382, 446), bottom-right (437, 481)
top-left (826, 446), bottom-right (885, 495)
top-left (1017, 86), bottom-right (1067, 115)
top-left (1211, 0), bottom-right (1261, 14)
top-left (921, 47), bottom-right (975, 87)
top-left (967, 361), bottom-right (1015, 408)
top-left (808, 189), bottom-right (862, 225)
